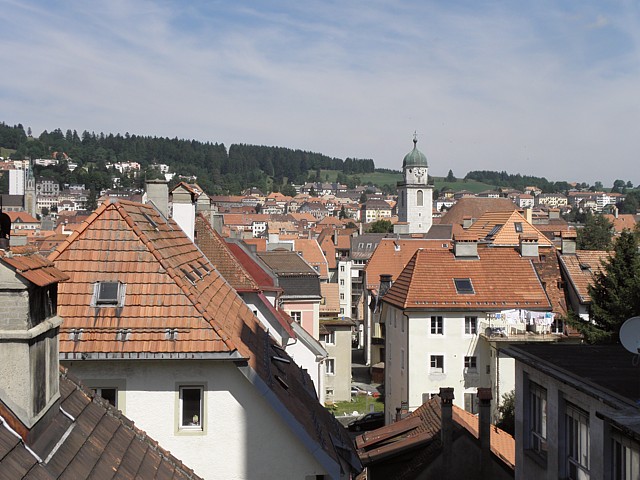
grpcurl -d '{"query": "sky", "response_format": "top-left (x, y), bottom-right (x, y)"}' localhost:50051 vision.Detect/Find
top-left (1, 0), bottom-right (639, 186)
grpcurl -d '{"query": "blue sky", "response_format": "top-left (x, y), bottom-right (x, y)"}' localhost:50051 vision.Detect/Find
top-left (1, 0), bottom-right (639, 186)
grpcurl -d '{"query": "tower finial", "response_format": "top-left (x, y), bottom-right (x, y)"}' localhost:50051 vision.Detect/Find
top-left (413, 131), bottom-right (418, 147)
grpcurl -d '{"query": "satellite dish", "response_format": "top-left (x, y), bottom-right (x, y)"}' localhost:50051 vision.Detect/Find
top-left (619, 317), bottom-right (640, 354)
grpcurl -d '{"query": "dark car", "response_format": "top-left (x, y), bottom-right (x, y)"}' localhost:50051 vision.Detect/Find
top-left (347, 412), bottom-right (385, 432)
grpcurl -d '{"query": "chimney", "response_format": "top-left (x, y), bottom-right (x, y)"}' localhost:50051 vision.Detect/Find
top-left (440, 387), bottom-right (455, 476)
top-left (523, 207), bottom-right (533, 224)
top-left (211, 211), bottom-right (224, 234)
top-left (378, 274), bottom-right (393, 297)
top-left (519, 233), bottom-right (539, 257)
top-left (477, 388), bottom-right (493, 480)
top-left (462, 216), bottom-right (473, 229)
top-left (613, 205), bottom-right (619, 219)
top-left (333, 229), bottom-right (338, 245)
top-left (548, 208), bottom-right (560, 220)
top-left (145, 179), bottom-right (169, 218)
top-left (0, 254), bottom-right (65, 440)
top-left (453, 233), bottom-right (478, 258)
top-left (561, 230), bottom-right (577, 254)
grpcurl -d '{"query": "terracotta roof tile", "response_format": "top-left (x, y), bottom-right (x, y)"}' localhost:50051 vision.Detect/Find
top-left (466, 210), bottom-right (554, 247)
top-left (440, 197), bottom-right (517, 225)
top-left (384, 246), bottom-right (551, 310)
top-left (558, 249), bottom-right (610, 302)
top-left (294, 238), bottom-right (329, 279)
top-left (365, 239), bottom-right (450, 290)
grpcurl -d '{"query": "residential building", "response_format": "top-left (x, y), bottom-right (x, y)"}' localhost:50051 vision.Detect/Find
top-left (506, 344), bottom-right (640, 480)
top-left (361, 198), bottom-right (393, 224)
top-left (320, 317), bottom-right (356, 403)
top-left (380, 237), bottom-right (561, 422)
top-left (0, 246), bottom-right (201, 479)
top-left (50, 199), bottom-right (361, 479)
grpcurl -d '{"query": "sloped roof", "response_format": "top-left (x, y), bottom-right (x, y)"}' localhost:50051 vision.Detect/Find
top-left (383, 246), bottom-right (551, 310)
top-left (320, 282), bottom-right (340, 314)
top-left (0, 368), bottom-right (202, 479)
top-left (532, 251), bottom-right (568, 316)
top-left (603, 213), bottom-right (637, 234)
top-left (364, 238), bottom-right (450, 290)
top-left (194, 214), bottom-right (259, 292)
top-left (466, 210), bottom-right (554, 247)
top-left (0, 251), bottom-right (69, 287)
top-left (355, 396), bottom-right (514, 475)
top-left (7, 211), bottom-right (39, 223)
top-left (558, 249), bottom-right (610, 303)
top-left (225, 241), bottom-right (278, 291)
top-left (50, 199), bottom-right (252, 357)
top-left (257, 250), bottom-right (319, 276)
top-left (294, 238), bottom-right (329, 279)
top-left (439, 198), bottom-right (517, 226)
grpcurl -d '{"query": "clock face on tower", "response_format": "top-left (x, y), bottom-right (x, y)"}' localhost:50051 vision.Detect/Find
top-left (413, 167), bottom-right (426, 181)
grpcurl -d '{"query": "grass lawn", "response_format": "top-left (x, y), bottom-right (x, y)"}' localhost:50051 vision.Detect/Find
top-left (328, 395), bottom-right (384, 416)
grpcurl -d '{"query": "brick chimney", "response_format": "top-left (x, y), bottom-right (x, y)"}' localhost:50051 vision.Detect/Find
top-left (440, 387), bottom-right (455, 476)
top-left (561, 230), bottom-right (577, 254)
top-left (453, 232), bottom-right (478, 258)
top-left (477, 388), bottom-right (493, 480)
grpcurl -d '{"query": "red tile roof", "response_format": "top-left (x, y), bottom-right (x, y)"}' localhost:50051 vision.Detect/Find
top-left (226, 242), bottom-right (278, 290)
top-left (0, 251), bottom-right (69, 287)
top-left (383, 246), bottom-right (551, 310)
top-left (440, 198), bottom-right (517, 226)
top-left (558, 250), bottom-right (610, 303)
top-left (466, 210), bottom-right (554, 247)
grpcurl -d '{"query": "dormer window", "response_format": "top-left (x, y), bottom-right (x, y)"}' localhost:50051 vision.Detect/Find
top-left (92, 281), bottom-right (126, 307)
top-left (454, 278), bottom-right (475, 294)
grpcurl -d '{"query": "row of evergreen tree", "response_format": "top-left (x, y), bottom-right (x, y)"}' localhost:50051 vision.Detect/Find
top-left (0, 122), bottom-right (374, 194)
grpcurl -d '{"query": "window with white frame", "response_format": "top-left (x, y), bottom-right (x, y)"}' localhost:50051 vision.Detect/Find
top-left (179, 386), bottom-right (203, 430)
top-left (528, 382), bottom-right (547, 458)
top-left (612, 430), bottom-right (640, 480)
top-left (340, 293), bottom-right (345, 300)
top-left (320, 331), bottom-right (335, 345)
top-left (92, 281), bottom-right (126, 307)
top-left (565, 403), bottom-right (590, 479)
top-left (431, 316), bottom-right (443, 335)
top-left (290, 311), bottom-right (302, 323)
top-left (340, 279), bottom-right (345, 286)
top-left (465, 316), bottom-right (477, 335)
top-left (326, 358), bottom-right (335, 375)
top-left (430, 355), bottom-right (444, 373)
top-left (464, 356), bottom-right (477, 371)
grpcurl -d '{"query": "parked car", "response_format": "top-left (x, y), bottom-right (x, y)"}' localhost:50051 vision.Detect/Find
top-left (347, 412), bottom-right (385, 432)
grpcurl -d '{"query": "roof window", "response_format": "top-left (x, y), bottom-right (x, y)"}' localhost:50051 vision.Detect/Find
top-left (92, 281), bottom-right (126, 307)
top-left (454, 278), bottom-right (475, 294)
top-left (182, 268), bottom-right (198, 285)
top-left (486, 224), bottom-right (503, 239)
top-left (514, 222), bottom-right (523, 233)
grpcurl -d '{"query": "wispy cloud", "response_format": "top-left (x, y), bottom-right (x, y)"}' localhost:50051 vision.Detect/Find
top-left (0, 0), bottom-right (638, 185)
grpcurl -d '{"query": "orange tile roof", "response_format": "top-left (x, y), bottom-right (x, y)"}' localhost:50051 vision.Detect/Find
top-left (320, 283), bottom-right (340, 314)
top-left (364, 239), bottom-right (450, 290)
top-left (294, 238), bottom-right (329, 279)
top-left (194, 214), bottom-right (259, 292)
top-left (50, 199), bottom-right (259, 357)
top-left (7, 211), bottom-right (39, 223)
top-left (384, 246), bottom-right (551, 310)
top-left (603, 214), bottom-right (637, 234)
top-left (466, 210), bottom-right (554, 247)
top-left (318, 233), bottom-right (337, 270)
top-left (0, 250), bottom-right (69, 287)
top-left (558, 250), bottom-right (610, 303)
top-left (440, 198), bottom-right (517, 226)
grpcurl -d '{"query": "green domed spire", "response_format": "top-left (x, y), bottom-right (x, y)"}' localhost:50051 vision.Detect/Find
top-left (402, 134), bottom-right (428, 168)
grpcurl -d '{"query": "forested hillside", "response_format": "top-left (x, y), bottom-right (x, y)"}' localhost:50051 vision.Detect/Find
top-left (0, 122), bottom-right (374, 194)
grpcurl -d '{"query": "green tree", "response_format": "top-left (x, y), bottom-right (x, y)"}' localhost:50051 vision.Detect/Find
top-left (584, 231), bottom-right (640, 343)
top-left (577, 213), bottom-right (613, 250)
top-left (367, 220), bottom-right (393, 233)
top-left (281, 183), bottom-right (297, 197)
top-left (495, 390), bottom-right (515, 436)
top-left (446, 169), bottom-right (456, 182)
top-left (339, 205), bottom-right (348, 219)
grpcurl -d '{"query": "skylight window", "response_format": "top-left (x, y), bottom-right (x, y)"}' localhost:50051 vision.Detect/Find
top-left (514, 222), bottom-right (523, 233)
top-left (454, 278), bottom-right (475, 294)
top-left (486, 224), bottom-right (503, 238)
top-left (182, 268), bottom-right (197, 285)
top-left (92, 281), bottom-right (126, 307)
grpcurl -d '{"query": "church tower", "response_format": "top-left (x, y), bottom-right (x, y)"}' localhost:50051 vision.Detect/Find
top-left (24, 160), bottom-right (37, 218)
top-left (394, 135), bottom-right (433, 234)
